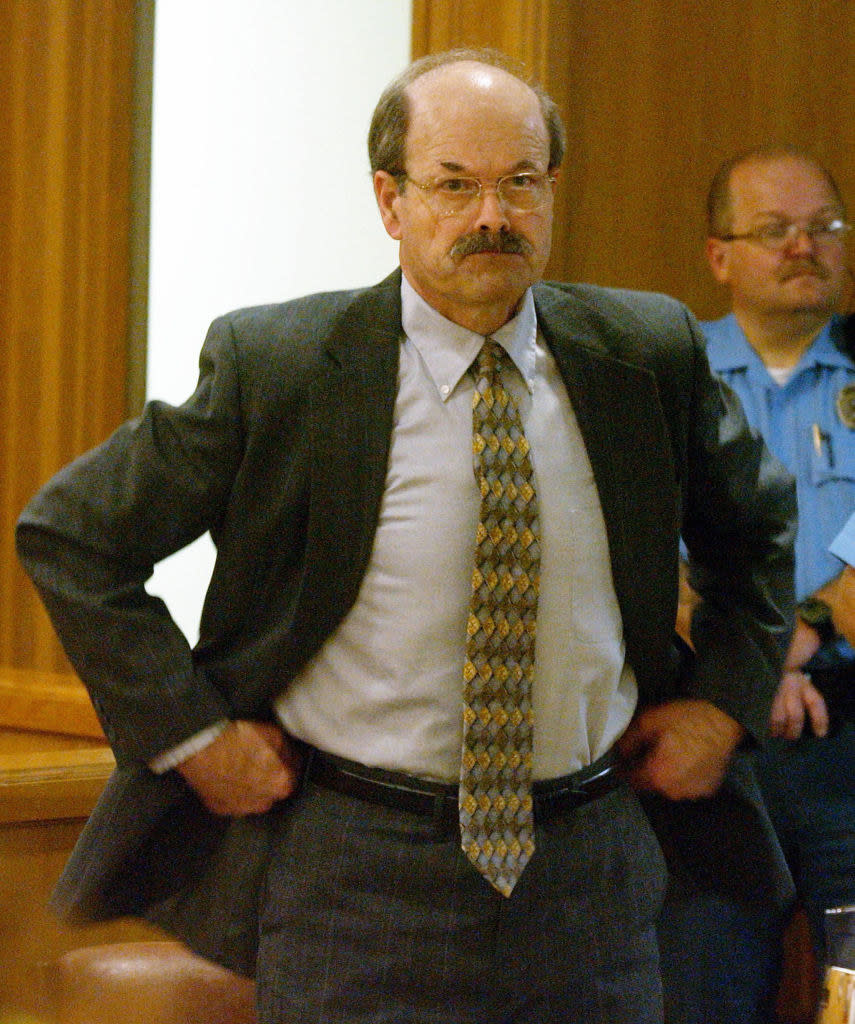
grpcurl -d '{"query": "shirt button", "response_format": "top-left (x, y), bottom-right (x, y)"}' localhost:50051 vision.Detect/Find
top-left (440, 383), bottom-right (450, 397)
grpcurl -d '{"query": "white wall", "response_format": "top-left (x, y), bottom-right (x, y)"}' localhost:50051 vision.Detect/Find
top-left (146, 2), bottom-right (411, 642)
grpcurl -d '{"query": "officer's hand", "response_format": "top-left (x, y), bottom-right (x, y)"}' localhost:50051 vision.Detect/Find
top-left (618, 699), bottom-right (745, 800)
top-left (769, 670), bottom-right (829, 740)
top-left (177, 720), bottom-right (301, 816)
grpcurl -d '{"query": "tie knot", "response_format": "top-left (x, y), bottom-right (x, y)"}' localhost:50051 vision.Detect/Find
top-left (474, 339), bottom-right (507, 382)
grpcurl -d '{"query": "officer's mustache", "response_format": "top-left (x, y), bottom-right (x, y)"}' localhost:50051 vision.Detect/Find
top-left (779, 258), bottom-right (829, 281)
top-left (450, 231), bottom-right (533, 258)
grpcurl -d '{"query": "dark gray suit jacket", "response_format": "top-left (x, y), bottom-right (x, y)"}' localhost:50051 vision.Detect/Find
top-left (16, 271), bottom-right (796, 976)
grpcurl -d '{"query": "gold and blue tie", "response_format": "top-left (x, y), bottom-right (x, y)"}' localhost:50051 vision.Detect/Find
top-left (460, 339), bottom-right (540, 897)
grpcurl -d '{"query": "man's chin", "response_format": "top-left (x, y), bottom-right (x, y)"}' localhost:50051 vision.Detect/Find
top-left (778, 295), bottom-right (839, 319)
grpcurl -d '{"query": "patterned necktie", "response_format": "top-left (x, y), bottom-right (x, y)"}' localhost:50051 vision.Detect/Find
top-left (460, 339), bottom-right (540, 897)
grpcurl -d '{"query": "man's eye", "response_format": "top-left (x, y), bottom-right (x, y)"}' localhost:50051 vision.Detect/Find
top-left (809, 220), bottom-right (841, 234)
top-left (506, 174), bottom-right (536, 189)
top-left (757, 224), bottom-right (788, 241)
top-left (437, 178), bottom-right (476, 195)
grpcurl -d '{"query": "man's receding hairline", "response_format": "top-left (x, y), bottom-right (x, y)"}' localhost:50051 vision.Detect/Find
top-left (707, 145), bottom-right (846, 236)
top-left (403, 60), bottom-right (550, 158)
top-left (367, 47), bottom-right (565, 176)
top-left (732, 152), bottom-right (838, 189)
top-left (404, 58), bottom-right (543, 108)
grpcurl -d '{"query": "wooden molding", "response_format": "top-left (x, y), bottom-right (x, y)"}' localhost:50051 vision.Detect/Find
top-left (0, 666), bottom-right (104, 739)
top-left (0, 742), bottom-right (114, 824)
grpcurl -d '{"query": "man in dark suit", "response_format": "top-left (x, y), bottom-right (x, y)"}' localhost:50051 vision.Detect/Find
top-left (17, 50), bottom-right (795, 1023)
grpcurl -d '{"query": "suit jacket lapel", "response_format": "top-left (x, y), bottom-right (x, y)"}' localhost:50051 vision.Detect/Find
top-left (294, 272), bottom-right (402, 641)
top-left (533, 284), bottom-right (679, 689)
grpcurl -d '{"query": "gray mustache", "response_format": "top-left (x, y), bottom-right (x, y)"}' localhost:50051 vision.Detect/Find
top-left (450, 231), bottom-right (533, 258)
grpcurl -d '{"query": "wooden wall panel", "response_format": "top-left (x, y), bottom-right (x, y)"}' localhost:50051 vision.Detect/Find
top-left (412, 0), bottom-right (551, 78)
top-left (411, 0), bottom-right (855, 320)
top-left (0, 1), bottom-right (135, 677)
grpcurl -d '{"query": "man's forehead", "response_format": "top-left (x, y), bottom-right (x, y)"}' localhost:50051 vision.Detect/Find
top-left (404, 63), bottom-right (547, 162)
top-left (407, 60), bottom-right (538, 113)
top-left (731, 158), bottom-right (840, 211)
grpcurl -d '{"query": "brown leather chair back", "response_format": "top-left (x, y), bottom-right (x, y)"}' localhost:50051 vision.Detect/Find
top-left (47, 941), bottom-right (256, 1024)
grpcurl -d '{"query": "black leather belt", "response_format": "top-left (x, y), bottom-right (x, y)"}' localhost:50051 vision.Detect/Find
top-left (305, 746), bottom-right (628, 830)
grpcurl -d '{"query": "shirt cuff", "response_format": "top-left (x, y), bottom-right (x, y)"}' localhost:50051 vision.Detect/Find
top-left (148, 719), bottom-right (230, 774)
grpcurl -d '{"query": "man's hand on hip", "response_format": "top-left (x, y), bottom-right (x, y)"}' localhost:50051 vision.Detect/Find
top-left (769, 670), bottom-right (829, 739)
top-left (177, 720), bottom-right (301, 816)
top-left (618, 699), bottom-right (745, 800)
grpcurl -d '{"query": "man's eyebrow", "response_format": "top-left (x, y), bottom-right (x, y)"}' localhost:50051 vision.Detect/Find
top-left (437, 158), bottom-right (542, 174)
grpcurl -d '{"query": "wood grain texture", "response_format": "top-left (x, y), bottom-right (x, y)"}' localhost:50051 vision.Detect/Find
top-left (411, 0), bottom-right (855, 319)
top-left (0, 744), bottom-right (114, 826)
top-left (0, 0), bottom-right (134, 679)
top-left (0, 668), bottom-right (104, 740)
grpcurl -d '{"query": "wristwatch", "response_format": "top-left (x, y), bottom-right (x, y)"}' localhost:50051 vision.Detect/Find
top-left (796, 596), bottom-right (836, 647)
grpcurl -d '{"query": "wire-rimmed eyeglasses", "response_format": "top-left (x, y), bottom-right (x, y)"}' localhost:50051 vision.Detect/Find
top-left (715, 218), bottom-right (851, 251)
top-left (401, 171), bottom-right (556, 218)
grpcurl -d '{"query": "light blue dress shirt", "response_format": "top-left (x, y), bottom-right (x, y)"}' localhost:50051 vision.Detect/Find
top-left (276, 279), bottom-right (637, 781)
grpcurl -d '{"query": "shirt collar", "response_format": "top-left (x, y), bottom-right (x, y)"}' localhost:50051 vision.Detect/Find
top-left (400, 276), bottom-right (538, 402)
top-left (708, 312), bottom-right (852, 373)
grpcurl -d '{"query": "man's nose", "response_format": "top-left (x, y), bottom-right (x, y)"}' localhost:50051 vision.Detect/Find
top-left (473, 184), bottom-right (511, 231)
top-left (783, 226), bottom-right (818, 255)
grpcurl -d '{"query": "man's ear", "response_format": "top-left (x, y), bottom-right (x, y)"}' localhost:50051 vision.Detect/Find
top-left (374, 171), bottom-right (403, 241)
top-left (705, 236), bottom-right (731, 284)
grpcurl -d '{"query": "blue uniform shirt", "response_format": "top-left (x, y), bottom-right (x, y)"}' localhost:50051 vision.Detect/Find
top-left (702, 313), bottom-right (855, 605)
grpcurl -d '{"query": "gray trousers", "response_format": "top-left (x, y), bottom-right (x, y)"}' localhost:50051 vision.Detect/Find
top-left (256, 777), bottom-right (667, 1023)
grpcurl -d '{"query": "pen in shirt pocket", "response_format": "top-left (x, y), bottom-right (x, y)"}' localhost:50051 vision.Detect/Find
top-left (812, 423), bottom-right (835, 468)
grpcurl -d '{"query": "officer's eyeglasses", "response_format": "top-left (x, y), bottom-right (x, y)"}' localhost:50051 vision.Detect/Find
top-left (716, 218), bottom-right (851, 251)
